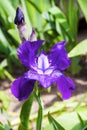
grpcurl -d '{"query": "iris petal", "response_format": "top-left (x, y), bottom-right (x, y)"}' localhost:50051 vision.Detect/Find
top-left (11, 75), bottom-right (35, 101)
top-left (17, 40), bottom-right (44, 68)
top-left (25, 70), bottom-right (54, 88)
top-left (49, 41), bottom-right (71, 70)
top-left (11, 39), bottom-right (75, 101)
top-left (56, 74), bottom-right (75, 100)
top-left (37, 52), bottom-right (50, 74)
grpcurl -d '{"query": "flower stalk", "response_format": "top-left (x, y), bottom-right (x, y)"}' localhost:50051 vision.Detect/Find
top-left (34, 82), bottom-right (43, 130)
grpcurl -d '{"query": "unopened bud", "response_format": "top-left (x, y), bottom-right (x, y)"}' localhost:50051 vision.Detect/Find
top-left (14, 7), bottom-right (29, 42)
top-left (14, 7), bottom-right (37, 42)
top-left (14, 7), bottom-right (24, 26)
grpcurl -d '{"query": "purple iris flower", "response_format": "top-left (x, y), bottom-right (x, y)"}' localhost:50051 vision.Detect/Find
top-left (11, 40), bottom-right (75, 101)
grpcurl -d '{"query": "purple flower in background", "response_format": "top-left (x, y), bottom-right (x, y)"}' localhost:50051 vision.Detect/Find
top-left (11, 40), bottom-right (75, 101)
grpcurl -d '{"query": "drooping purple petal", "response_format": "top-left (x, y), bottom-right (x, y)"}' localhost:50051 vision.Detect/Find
top-left (56, 74), bottom-right (75, 100)
top-left (11, 75), bottom-right (35, 101)
top-left (17, 40), bottom-right (44, 68)
top-left (49, 41), bottom-right (71, 70)
top-left (25, 70), bottom-right (54, 88)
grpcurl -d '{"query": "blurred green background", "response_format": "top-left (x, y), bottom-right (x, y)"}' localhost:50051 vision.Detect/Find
top-left (0, 0), bottom-right (87, 80)
top-left (0, 0), bottom-right (87, 129)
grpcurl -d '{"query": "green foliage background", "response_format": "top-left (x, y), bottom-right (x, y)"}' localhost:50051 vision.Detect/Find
top-left (0, 0), bottom-right (87, 79)
top-left (0, 0), bottom-right (87, 130)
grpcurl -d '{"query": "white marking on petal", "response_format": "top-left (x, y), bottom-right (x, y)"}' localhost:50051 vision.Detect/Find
top-left (37, 69), bottom-right (43, 74)
top-left (44, 67), bottom-right (54, 75)
top-left (38, 53), bottom-right (50, 71)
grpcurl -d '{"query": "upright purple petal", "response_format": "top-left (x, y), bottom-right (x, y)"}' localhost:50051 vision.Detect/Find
top-left (17, 40), bottom-right (44, 68)
top-left (49, 41), bottom-right (71, 70)
top-left (11, 75), bottom-right (35, 101)
top-left (37, 52), bottom-right (50, 73)
top-left (56, 74), bottom-right (75, 100)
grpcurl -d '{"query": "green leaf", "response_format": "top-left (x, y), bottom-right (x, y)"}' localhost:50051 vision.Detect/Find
top-left (0, 59), bottom-right (8, 79)
top-left (0, 123), bottom-right (4, 130)
top-left (3, 69), bottom-right (14, 81)
top-left (44, 124), bottom-right (52, 130)
top-left (20, 0), bottom-right (32, 35)
top-left (9, 0), bottom-right (19, 8)
top-left (18, 93), bottom-right (34, 130)
top-left (0, 0), bottom-right (15, 19)
top-left (68, 0), bottom-right (79, 41)
top-left (4, 124), bottom-right (11, 130)
top-left (0, 59), bottom-right (14, 80)
top-left (0, 59), bottom-right (7, 68)
top-left (34, 83), bottom-right (43, 130)
top-left (78, 0), bottom-right (87, 22)
top-left (49, 6), bottom-right (73, 41)
top-left (77, 113), bottom-right (84, 127)
top-left (82, 125), bottom-right (87, 130)
top-left (0, 29), bottom-right (10, 48)
top-left (68, 39), bottom-right (87, 57)
top-left (48, 113), bottom-right (65, 130)
top-left (8, 29), bottom-right (21, 43)
top-left (36, 106), bottom-right (43, 130)
top-left (74, 93), bottom-right (87, 110)
top-left (26, 0), bottom-right (51, 32)
top-left (0, 91), bottom-right (11, 110)
top-left (69, 56), bottom-right (81, 74)
top-left (27, 0), bottom-right (42, 13)
top-left (56, 112), bottom-right (87, 130)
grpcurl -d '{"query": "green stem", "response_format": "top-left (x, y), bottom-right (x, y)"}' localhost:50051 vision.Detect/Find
top-left (18, 92), bottom-right (34, 130)
top-left (34, 82), bottom-right (43, 130)
top-left (3, 69), bottom-right (14, 81)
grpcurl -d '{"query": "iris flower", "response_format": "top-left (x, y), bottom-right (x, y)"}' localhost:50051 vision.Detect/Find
top-left (11, 40), bottom-right (75, 101)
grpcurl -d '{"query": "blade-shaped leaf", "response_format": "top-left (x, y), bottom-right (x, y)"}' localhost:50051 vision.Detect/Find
top-left (0, 59), bottom-right (7, 68)
top-left (4, 124), bottom-right (11, 130)
top-left (82, 125), bottom-right (87, 130)
top-left (68, 39), bottom-right (87, 57)
top-left (57, 112), bottom-right (87, 130)
top-left (26, 0), bottom-right (51, 32)
top-left (0, 124), bottom-right (4, 130)
top-left (48, 113), bottom-right (65, 130)
top-left (20, 0), bottom-right (32, 34)
top-left (77, 113), bottom-right (84, 127)
top-left (68, 0), bottom-right (79, 41)
top-left (18, 93), bottom-right (34, 130)
top-left (44, 124), bottom-right (52, 130)
top-left (49, 6), bottom-right (73, 41)
top-left (78, 0), bottom-right (87, 22)
top-left (0, 91), bottom-right (11, 110)
top-left (36, 106), bottom-right (43, 130)
top-left (34, 83), bottom-right (43, 130)
top-left (8, 29), bottom-right (21, 44)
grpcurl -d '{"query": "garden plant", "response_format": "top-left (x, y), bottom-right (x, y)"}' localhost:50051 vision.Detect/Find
top-left (0, 0), bottom-right (87, 130)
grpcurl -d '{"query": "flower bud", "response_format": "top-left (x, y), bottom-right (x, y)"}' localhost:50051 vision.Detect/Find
top-left (14, 7), bottom-right (24, 26)
top-left (14, 7), bottom-right (37, 42)
top-left (14, 7), bottom-right (29, 42)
